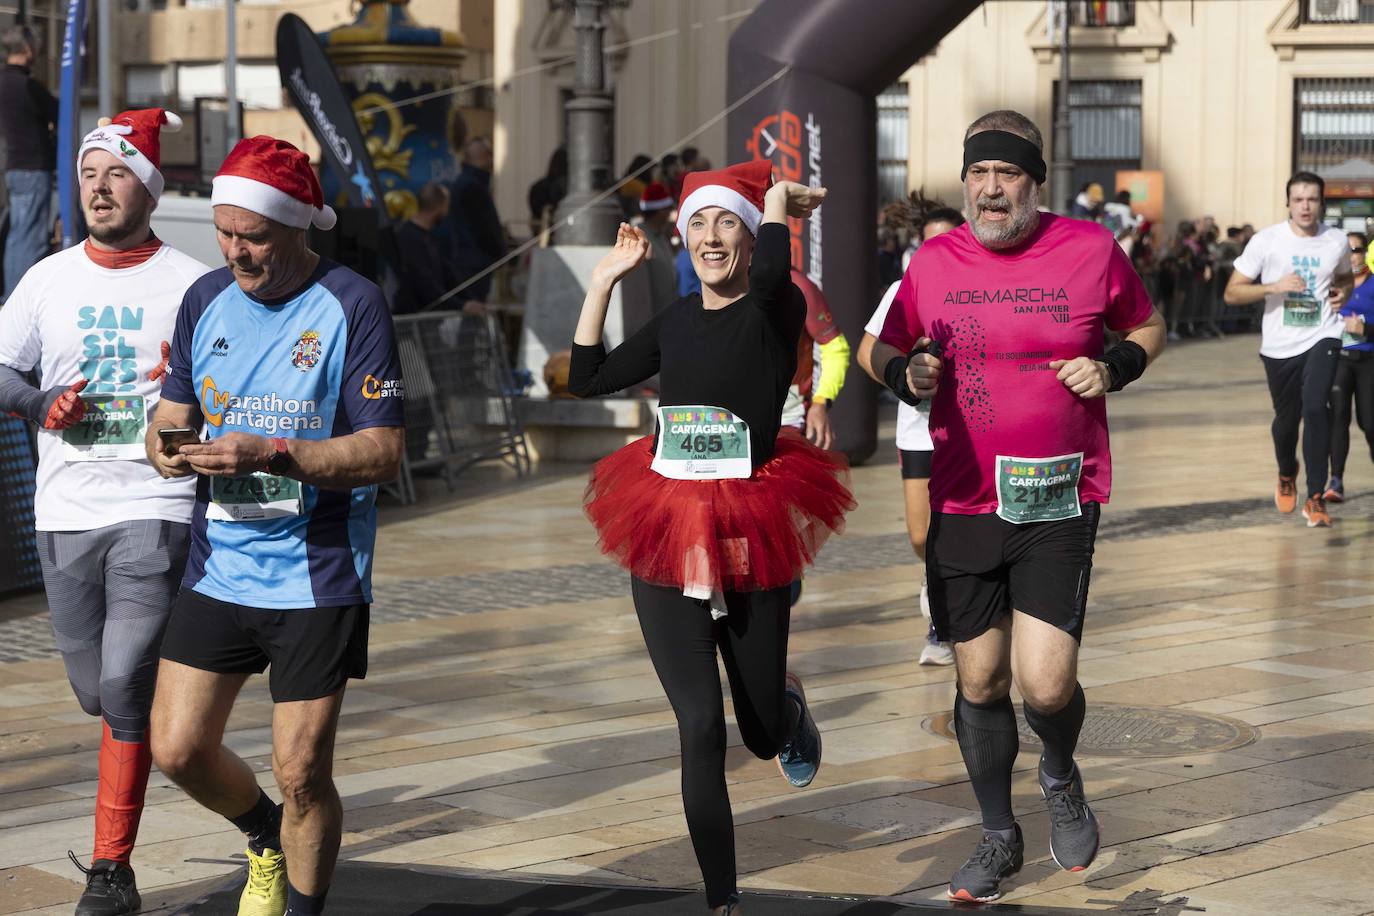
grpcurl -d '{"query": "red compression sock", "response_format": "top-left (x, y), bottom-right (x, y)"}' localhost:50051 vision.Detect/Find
top-left (91, 722), bottom-right (152, 864)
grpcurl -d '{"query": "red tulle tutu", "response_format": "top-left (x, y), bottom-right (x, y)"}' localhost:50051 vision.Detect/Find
top-left (584, 428), bottom-right (855, 596)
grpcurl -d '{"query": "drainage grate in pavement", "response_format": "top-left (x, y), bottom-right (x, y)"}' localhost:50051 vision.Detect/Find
top-left (923, 703), bottom-right (1260, 757)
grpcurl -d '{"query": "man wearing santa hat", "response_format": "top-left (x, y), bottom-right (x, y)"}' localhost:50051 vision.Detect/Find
top-left (638, 180), bottom-right (677, 313)
top-left (0, 107), bottom-right (212, 915)
top-left (144, 135), bottom-right (404, 916)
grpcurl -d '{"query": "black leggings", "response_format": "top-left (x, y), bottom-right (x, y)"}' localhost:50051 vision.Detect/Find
top-left (1262, 339), bottom-right (1340, 498)
top-left (631, 577), bottom-right (794, 909)
top-left (1330, 350), bottom-right (1374, 478)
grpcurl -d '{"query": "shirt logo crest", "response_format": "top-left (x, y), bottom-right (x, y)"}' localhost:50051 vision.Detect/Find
top-left (291, 330), bottom-right (322, 371)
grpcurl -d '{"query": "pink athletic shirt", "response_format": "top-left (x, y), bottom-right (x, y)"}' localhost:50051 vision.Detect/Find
top-left (879, 213), bottom-right (1154, 516)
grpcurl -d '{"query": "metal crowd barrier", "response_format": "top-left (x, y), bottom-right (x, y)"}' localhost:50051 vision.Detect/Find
top-left (384, 308), bottom-right (531, 505)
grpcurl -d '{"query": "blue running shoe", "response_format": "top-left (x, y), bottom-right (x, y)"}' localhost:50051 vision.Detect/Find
top-left (776, 672), bottom-right (821, 787)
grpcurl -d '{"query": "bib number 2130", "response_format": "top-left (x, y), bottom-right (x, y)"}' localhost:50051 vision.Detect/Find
top-left (995, 452), bottom-right (1083, 524)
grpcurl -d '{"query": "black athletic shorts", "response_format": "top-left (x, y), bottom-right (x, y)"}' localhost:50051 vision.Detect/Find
top-left (926, 502), bottom-right (1100, 644)
top-left (899, 448), bottom-right (933, 480)
top-left (160, 589), bottom-right (369, 702)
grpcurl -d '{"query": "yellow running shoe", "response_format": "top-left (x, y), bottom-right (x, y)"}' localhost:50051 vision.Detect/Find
top-left (238, 846), bottom-right (287, 916)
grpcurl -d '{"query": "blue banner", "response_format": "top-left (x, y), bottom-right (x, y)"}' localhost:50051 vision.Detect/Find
top-left (57, 0), bottom-right (88, 250)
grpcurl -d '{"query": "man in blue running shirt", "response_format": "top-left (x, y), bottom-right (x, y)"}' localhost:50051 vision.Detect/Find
top-left (143, 137), bottom-right (404, 916)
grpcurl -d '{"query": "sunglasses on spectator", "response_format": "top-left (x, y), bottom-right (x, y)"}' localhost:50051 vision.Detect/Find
top-left (1353, 246), bottom-right (1367, 254)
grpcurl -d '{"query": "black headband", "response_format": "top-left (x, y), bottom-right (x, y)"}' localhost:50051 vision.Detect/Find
top-left (961, 130), bottom-right (1047, 185)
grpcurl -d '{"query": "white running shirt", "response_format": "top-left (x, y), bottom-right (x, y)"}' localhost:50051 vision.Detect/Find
top-left (0, 243), bottom-right (210, 531)
top-left (1233, 221), bottom-right (1348, 359)
top-left (865, 280), bottom-right (933, 452)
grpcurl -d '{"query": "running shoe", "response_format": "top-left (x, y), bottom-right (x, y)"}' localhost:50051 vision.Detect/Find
top-left (776, 672), bottom-right (821, 787)
top-left (1324, 476), bottom-right (1345, 503)
top-left (69, 854), bottom-right (141, 916)
top-left (919, 638), bottom-right (955, 667)
top-left (1303, 495), bottom-right (1332, 528)
top-left (1275, 474), bottom-right (1298, 513)
top-left (238, 845), bottom-right (288, 916)
top-left (919, 576), bottom-right (931, 619)
top-left (1041, 759), bottom-right (1100, 872)
top-left (947, 824), bottom-right (1024, 903)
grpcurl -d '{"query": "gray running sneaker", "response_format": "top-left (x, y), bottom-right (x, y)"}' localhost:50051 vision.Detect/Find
top-left (1041, 759), bottom-right (1100, 871)
top-left (775, 672), bottom-right (821, 787)
top-left (947, 824), bottom-right (1024, 903)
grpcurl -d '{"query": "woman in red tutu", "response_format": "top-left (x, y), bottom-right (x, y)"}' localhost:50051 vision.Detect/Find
top-left (569, 161), bottom-right (854, 915)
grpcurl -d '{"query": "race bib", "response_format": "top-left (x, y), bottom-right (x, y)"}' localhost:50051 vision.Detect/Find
top-left (651, 405), bottom-right (751, 480)
top-left (206, 473), bottom-right (302, 522)
top-left (996, 452), bottom-right (1084, 525)
top-left (60, 394), bottom-right (147, 461)
top-left (1283, 293), bottom-right (1321, 327)
top-left (1343, 330), bottom-right (1362, 348)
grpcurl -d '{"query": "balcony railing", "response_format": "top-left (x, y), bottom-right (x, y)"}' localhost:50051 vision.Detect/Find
top-left (1302, 0), bottom-right (1374, 24)
top-left (1070, 1), bottom-right (1135, 28)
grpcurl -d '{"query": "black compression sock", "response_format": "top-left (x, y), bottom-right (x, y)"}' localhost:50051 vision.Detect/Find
top-left (954, 691), bottom-right (1020, 831)
top-left (230, 790), bottom-right (281, 853)
top-left (285, 882), bottom-right (328, 915)
top-left (1023, 683), bottom-right (1086, 789)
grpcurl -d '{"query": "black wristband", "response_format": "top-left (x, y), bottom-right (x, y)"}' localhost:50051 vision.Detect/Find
top-left (1100, 339), bottom-right (1148, 392)
top-left (883, 354), bottom-right (921, 406)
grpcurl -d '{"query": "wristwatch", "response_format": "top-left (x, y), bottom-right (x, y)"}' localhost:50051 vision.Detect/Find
top-left (265, 437), bottom-right (290, 475)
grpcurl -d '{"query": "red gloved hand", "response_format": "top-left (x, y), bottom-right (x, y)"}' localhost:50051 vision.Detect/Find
top-left (147, 340), bottom-right (171, 383)
top-left (44, 378), bottom-right (89, 430)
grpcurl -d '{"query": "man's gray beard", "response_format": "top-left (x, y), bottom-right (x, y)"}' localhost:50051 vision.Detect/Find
top-left (965, 186), bottom-right (1040, 250)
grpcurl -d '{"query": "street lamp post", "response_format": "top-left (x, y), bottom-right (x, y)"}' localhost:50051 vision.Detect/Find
top-left (551, 0), bottom-right (624, 246)
top-left (1051, 0), bottom-right (1074, 214)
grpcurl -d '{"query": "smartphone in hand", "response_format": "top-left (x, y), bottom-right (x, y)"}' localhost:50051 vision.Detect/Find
top-left (157, 427), bottom-right (200, 456)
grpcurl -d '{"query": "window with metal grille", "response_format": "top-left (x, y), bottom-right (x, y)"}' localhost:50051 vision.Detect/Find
top-left (1300, 0), bottom-right (1374, 24)
top-left (1052, 79), bottom-right (1142, 206)
top-left (877, 82), bottom-right (909, 207)
top-left (1070, 1), bottom-right (1135, 27)
top-left (1294, 78), bottom-right (1374, 184)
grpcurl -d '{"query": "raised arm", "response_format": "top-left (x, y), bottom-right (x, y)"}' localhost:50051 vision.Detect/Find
top-left (569, 223), bottom-right (664, 397)
top-left (749, 182), bottom-right (827, 313)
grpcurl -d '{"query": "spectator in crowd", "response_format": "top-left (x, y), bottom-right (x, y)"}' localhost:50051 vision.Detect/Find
top-left (679, 146), bottom-right (701, 172)
top-left (1102, 190), bottom-right (1141, 252)
top-left (394, 182), bottom-right (461, 315)
top-left (0, 24), bottom-right (58, 298)
top-left (675, 243), bottom-right (700, 299)
top-left (1068, 181), bottom-right (1104, 219)
top-left (618, 153), bottom-right (654, 220)
top-left (878, 226), bottom-right (903, 287)
top-left (638, 181), bottom-right (677, 313)
top-left (450, 136), bottom-right (506, 302)
top-left (527, 144), bottom-right (567, 229)
top-left (661, 152), bottom-right (685, 202)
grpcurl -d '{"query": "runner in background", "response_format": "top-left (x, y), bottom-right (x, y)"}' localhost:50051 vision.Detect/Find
top-left (858, 202), bottom-right (965, 667)
top-left (1326, 231), bottom-right (1374, 502)
top-left (780, 270), bottom-right (850, 450)
top-left (1225, 171), bottom-right (1353, 528)
top-left (0, 109), bottom-right (207, 916)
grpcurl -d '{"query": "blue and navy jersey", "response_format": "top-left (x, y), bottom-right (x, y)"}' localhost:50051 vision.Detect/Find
top-left (1342, 280), bottom-right (1374, 353)
top-left (163, 260), bottom-right (405, 609)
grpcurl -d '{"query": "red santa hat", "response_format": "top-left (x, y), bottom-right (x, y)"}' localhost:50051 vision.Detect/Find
top-left (639, 182), bottom-right (674, 213)
top-left (78, 108), bottom-right (182, 202)
top-left (675, 159), bottom-right (772, 239)
top-left (211, 136), bottom-right (337, 231)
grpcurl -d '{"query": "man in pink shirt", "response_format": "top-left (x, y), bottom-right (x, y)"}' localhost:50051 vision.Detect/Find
top-left (870, 109), bottom-right (1166, 903)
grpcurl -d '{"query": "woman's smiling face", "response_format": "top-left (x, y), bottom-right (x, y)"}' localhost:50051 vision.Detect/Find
top-left (686, 207), bottom-right (754, 291)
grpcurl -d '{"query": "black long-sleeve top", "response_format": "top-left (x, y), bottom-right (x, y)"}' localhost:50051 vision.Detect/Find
top-left (569, 222), bottom-right (805, 465)
top-left (0, 64), bottom-right (57, 171)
